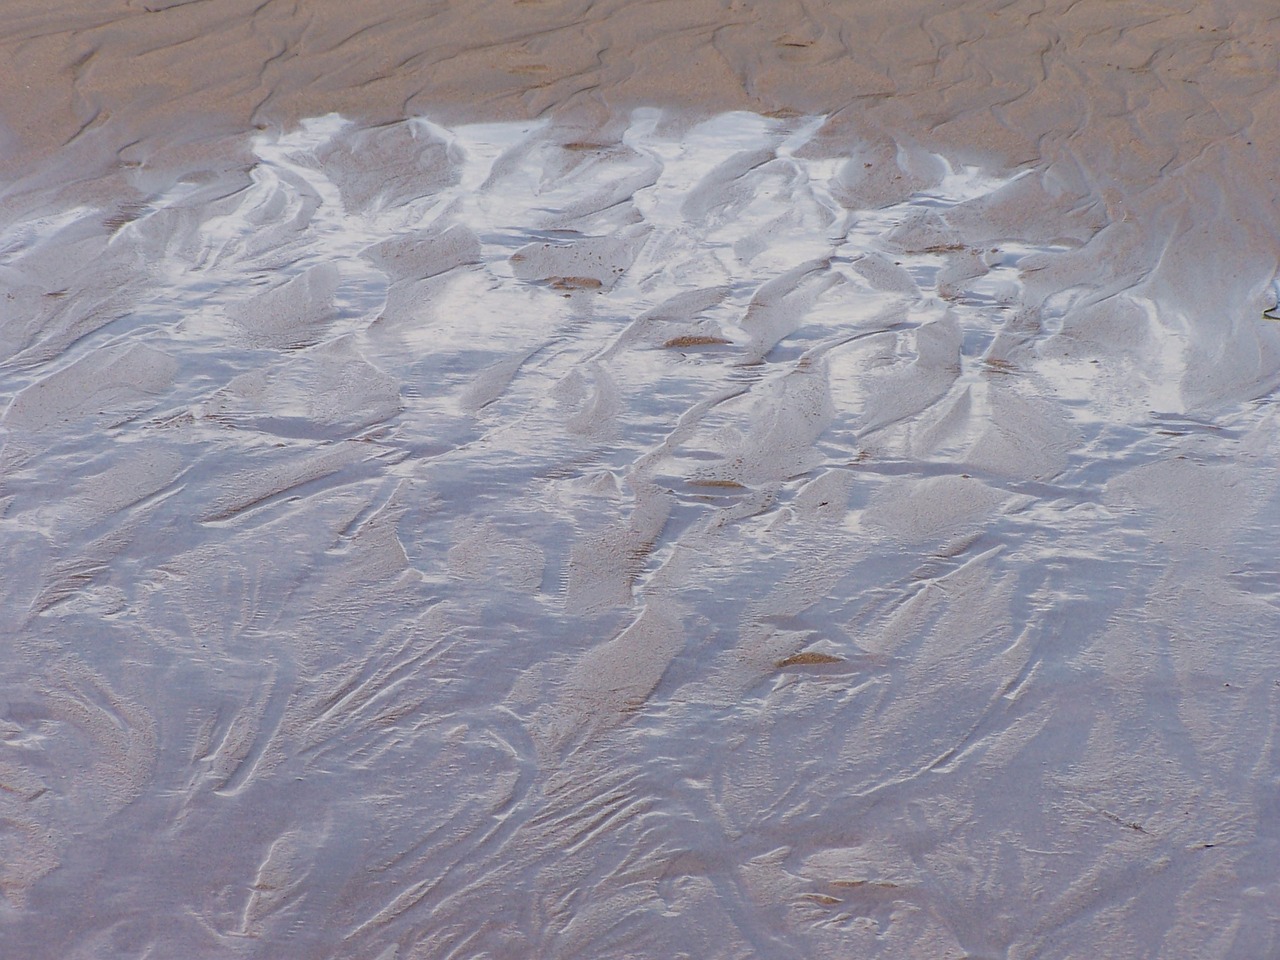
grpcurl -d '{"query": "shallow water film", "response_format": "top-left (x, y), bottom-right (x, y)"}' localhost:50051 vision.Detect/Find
top-left (3, 105), bottom-right (1280, 958)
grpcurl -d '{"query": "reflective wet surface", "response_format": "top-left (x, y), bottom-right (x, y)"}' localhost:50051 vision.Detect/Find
top-left (2, 110), bottom-right (1279, 958)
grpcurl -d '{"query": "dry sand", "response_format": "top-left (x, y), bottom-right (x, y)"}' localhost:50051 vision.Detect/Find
top-left (2, 2), bottom-right (1280, 957)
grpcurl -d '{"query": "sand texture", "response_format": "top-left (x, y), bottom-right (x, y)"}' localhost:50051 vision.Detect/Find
top-left (3, 2), bottom-right (1280, 958)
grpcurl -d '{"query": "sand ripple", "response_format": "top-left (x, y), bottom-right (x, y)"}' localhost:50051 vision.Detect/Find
top-left (1, 106), bottom-right (1279, 958)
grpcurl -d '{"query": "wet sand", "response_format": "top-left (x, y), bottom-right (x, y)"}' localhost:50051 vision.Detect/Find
top-left (3, 2), bottom-right (1280, 958)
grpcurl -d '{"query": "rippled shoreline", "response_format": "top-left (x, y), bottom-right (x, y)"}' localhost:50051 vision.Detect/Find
top-left (2, 102), bottom-right (1278, 956)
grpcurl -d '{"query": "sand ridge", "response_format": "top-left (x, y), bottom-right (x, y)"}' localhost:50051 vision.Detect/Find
top-left (3, 0), bottom-right (1280, 165)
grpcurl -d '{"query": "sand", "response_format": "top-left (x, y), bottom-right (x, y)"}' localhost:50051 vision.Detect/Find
top-left (2, 2), bottom-right (1280, 957)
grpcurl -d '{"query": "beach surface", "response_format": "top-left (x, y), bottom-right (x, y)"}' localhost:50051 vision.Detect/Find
top-left (2, 2), bottom-right (1280, 957)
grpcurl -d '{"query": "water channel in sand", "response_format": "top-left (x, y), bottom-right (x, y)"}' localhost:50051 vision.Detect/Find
top-left (2, 108), bottom-right (1279, 957)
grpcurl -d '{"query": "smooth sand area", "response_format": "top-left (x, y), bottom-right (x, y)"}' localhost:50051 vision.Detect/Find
top-left (2, 3), bottom-right (1280, 958)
